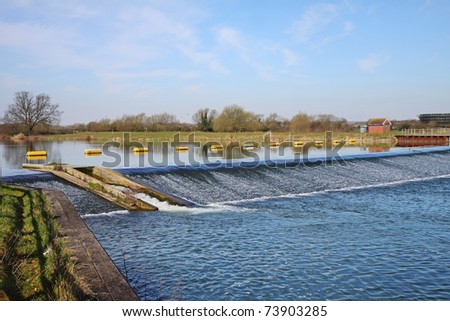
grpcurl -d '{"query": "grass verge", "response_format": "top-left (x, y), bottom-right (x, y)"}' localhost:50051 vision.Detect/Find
top-left (40, 130), bottom-right (396, 145)
top-left (0, 184), bottom-right (93, 300)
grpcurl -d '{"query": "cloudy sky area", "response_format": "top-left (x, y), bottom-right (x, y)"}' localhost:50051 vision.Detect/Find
top-left (0, 0), bottom-right (449, 124)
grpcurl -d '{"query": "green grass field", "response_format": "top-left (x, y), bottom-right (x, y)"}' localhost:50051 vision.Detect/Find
top-left (0, 185), bottom-right (92, 301)
top-left (41, 130), bottom-right (396, 145)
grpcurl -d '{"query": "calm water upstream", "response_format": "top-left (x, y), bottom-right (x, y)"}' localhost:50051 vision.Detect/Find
top-left (0, 139), bottom-right (397, 176)
top-left (2, 141), bottom-right (450, 300)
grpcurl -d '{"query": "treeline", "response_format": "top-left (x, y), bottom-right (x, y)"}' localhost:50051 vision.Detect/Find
top-left (72, 112), bottom-right (195, 132)
top-left (62, 105), bottom-right (352, 134)
top-left (2, 91), bottom-right (441, 137)
top-left (0, 103), bottom-right (437, 136)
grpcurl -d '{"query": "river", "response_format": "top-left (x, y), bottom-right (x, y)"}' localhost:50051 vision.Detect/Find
top-left (1, 140), bottom-right (450, 300)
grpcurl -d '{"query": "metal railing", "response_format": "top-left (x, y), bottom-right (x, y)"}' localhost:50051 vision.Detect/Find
top-left (399, 128), bottom-right (450, 136)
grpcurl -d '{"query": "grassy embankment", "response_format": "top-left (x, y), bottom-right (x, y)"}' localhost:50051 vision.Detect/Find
top-left (41, 130), bottom-right (397, 146)
top-left (0, 184), bottom-right (91, 300)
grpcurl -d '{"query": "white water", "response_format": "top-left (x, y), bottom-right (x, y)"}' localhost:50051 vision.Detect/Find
top-left (219, 173), bottom-right (450, 205)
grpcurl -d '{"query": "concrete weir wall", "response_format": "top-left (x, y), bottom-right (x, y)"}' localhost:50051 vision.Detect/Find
top-left (43, 190), bottom-right (139, 301)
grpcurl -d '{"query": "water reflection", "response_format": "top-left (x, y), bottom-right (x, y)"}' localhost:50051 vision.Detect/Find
top-left (2, 141), bottom-right (63, 168)
top-left (0, 139), bottom-right (410, 176)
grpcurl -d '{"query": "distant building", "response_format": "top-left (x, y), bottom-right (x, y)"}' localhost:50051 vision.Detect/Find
top-left (419, 113), bottom-right (450, 124)
top-left (367, 118), bottom-right (391, 134)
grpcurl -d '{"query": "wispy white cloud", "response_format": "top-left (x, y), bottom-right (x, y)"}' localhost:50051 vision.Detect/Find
top-left (357, 53), bottom-right (391, 72)
top-left (216, 26), bottom-right (301, 78)
top-left (1, 73), bottom-right (36, 90)
top-left (66, 3), bottom-right (99, 19)
top-left (344, 0), bottom-right (355, 11)
top-left (291, 3), bottom-right (339, 43)
top-left (110, 5), bottom-right (228, 78)
top-left (342, 21), bottom-right (354, 36)
top-left (0, 21), bottom-right (87, 68)
top-left (184, 84), bottom-right (204, 94)
top-left (215, 28), bottom-right (261, 78)
top-left (6, 0), bottom-right (32, 7)
top-left (0, 2), bottom-right (230, 93)
top-left (217, 27), bottom-right (244, 49)
top-left (265, 46), bottom-right (300, 67)
top-left (311, 20), bottom-right (354, 49)
top-left (279, 47), bottom-right (300, 67)
top-left (0, 1), bottom-right (305, 91)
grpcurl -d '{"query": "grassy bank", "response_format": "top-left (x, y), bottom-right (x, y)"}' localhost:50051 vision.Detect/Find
top-left (0, 184), bottom-right (92, 300)
top-left (40, 130), bottom-right (397, 145)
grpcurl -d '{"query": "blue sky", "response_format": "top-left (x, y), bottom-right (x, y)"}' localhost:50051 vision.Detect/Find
top-left (1, 0), bottom-right (449, 124)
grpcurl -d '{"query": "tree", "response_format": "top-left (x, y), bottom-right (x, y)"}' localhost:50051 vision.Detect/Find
top-left (146, 113), bottom-right (179, 131)
top-left (310, 114), bottom-right (349, 132)
top-left (263, 113), bottom-right (288, 132)
top-left (290, 112), bottom-right (311, 132)
top-left (3, 91), bottom-right (62, 135)
top-left (192, 108), bottom-right (217, 131)
top-left (213, 105), bottom-right (262, 132)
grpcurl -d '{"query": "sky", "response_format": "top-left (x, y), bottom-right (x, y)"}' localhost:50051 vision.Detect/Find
top-left (0, 0), bottom-right (449, 125)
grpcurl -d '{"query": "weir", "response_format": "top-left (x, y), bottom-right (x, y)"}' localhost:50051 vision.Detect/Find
top-left (5, 146), bottom-right (449, 213)
top-left (127, 147), bottom-right (450, 205)
top-left (21, 164), bottom-right (192, 211)
top-left (396, 128), bottom-right (450, 147)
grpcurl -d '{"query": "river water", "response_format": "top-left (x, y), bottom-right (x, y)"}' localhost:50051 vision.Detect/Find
top-left (1, 141), bottom-right (450, 300)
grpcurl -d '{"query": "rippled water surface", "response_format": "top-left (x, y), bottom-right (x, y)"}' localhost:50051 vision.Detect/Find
top-left (81, 155), bottom-right (450, 300)
top-left (10, 147), bottom-right (450, 300)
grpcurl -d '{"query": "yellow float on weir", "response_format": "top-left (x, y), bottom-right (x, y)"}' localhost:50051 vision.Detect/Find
top-left (27, 155), bottom-right (47, 160)
top-left (26, 151), bottom-right (47, 157)
top-left (133, 147), bottom-right (148, 153)
top-left (84, 149), bottom-right (102, 156)
top-left (242, 143), bottom-right (256, 151)
top-left (269, 142), bottom-right (280, 148)
top-left (348, 139), bottom-right (357, 145)
top-left (210, 144), bottom-right (223, 152)
top-left (176, 146), bottom-right (189, 152)
top-left (314, 140), bottom-right (324, 147)
top-left (293, 141), bottom-right (305, 147)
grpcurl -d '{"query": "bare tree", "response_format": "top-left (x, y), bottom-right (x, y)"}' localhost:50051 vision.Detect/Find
top-left (263, 113), bottom-right (288, 132)
top-left (3, 91), bottom-right (62, 135)
top-left (192, 108), bottom-right (217, 132)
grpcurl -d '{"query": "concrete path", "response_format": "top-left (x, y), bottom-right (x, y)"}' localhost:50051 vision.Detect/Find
top-left (44, 190), bottom-right (139, 301)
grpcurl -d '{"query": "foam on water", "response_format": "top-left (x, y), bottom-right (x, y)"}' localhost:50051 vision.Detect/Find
top-left (132, 151), bottom-right (450, 205)
top-left (134, 192), bottom-right (253, 214)
top-left (81, 210), bottom-right (130, 218)
top-left (218, 173), bottom-right (450, 205)
top-left (62, 149), bottom-right (450, 300)
top-left (83, 175), bottom-right (450, 300)
top-left (15, 149), bottom-right (450, 216)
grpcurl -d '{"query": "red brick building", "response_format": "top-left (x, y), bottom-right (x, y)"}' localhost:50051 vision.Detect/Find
top-left (367, 118), bottom-right (391, 134)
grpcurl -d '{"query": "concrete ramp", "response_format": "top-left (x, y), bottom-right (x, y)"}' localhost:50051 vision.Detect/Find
top-left (77, 166), bottom-right (192, 207)
top-left (22, 164), bottom-right (192, 210)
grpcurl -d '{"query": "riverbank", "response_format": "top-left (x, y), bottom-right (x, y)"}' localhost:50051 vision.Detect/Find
top-left (1, 130), bottom-right (397, 146)
top-left (0, 184), bottom-right (90, 300)
top-left (0, 184), bottom-right (138, 301)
